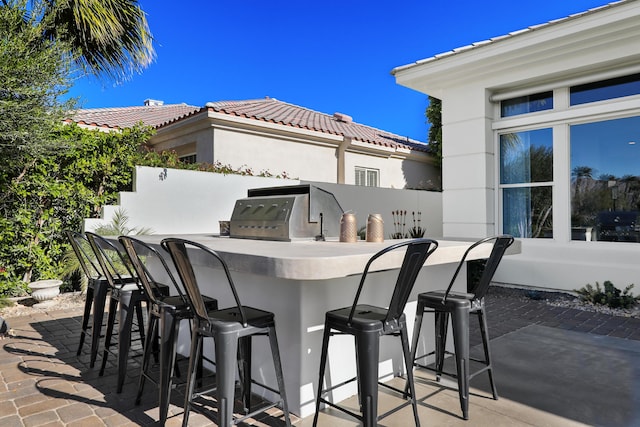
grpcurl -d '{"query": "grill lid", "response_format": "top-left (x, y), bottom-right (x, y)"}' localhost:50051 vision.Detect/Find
top-left (230, 185), bottom-right (343, 241)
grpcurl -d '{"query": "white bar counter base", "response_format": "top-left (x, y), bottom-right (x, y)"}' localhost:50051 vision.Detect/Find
top-left (137, 234), bottom-right (521, 418)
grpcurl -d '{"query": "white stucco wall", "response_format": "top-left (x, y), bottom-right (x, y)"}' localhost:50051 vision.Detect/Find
top-left (85, 166), bottom-right (443, 239)
top-left (303, 181), bottom-right (442, 238)
top-left (344, 150), bottom-right (439, 190)
top-left (212, 127), bottom-right (338, 182)
top-left (84, 166), bottom-right (294, 234)
top-left (150, 111), bottom-right (438, 190)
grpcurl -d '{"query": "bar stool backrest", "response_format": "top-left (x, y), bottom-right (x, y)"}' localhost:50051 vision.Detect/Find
top-left (348, 238), bottom-right (439, 325)
top-left (442, 235), bottom-right (515, 304)
top-left (162, 238), bottom-right (247, 326)
top-left (86, 232), bottom-right (139, 291)
top-left (66, 231), bottom-right (102, 280)
top-left (119, 236), bottom-right (188, 306)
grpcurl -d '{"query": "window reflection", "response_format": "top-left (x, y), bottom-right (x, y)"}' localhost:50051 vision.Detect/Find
top-left (500, 128), bottom-right (553, 238)
top-left (570, 116), bottom-right (640, 242)
top-left (503, 187), bottom-right (553, 238)
top-left (501, 91), bottom-right (553, 117)
top-left (570, 73), bottom-right (640, 106)
top-left (500, 129), bottom-right (553, 184)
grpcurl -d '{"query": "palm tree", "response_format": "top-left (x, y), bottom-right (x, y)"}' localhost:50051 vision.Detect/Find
top-left (2, 0), bottom-right (155, 81)
top-left (43, 0), bottom-right (155, 80)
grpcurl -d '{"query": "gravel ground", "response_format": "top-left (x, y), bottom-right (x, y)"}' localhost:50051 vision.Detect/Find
top-left (488, 284), bottom-right (640, 318)
top-left (1, 285), bottom-right (638, 319)
top-left (0, 291), bottom-right (86, 318)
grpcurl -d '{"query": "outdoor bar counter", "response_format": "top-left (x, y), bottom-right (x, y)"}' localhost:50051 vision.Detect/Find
top-left (137, 234), bottom-right (521, 418)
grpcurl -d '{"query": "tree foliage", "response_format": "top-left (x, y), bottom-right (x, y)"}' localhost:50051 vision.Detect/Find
top-left (0, 0), bottom-right (157, 296)
top-left (0, 0), bottom-right (73, 293)
top-left (0, 1), bottom-right (290, 296)
top-left (0, 119), bottom-right (292, 295)
top-left (40, 0), bottom-right (155, 81)
top-left (0, 1), bottom-right (73, 165)
top-left (425, 96), bottom-right (442, 167)
top-left (0, 122), bottom-right (154, 291)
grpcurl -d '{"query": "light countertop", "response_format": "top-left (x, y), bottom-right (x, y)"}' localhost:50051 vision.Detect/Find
top-left (135, 235), bottom-right (521, 281)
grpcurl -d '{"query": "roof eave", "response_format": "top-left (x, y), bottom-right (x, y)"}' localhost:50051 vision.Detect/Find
top-left (392, 0), bottom-right (638, 95)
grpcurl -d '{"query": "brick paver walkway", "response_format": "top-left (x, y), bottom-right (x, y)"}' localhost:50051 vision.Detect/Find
top-left (479, 287), bottom-right (640, 345)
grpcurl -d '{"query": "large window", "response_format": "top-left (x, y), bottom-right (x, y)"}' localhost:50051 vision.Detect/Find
top-left (355, 167), bottom-right (379, 187)
top-left (570, 73), bottom-right (640, 106)
top-left (500, 129), bottom-right (553, 238)
top-left (496, 72), bottom-right (640, 243)
top-left (501, 91), bottom-right (553, 117)
top-left (570, 116), bottom-right (640, 242)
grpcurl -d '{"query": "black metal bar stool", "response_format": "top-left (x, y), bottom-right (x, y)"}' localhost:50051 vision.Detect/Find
top-left (86, 232), bottom-right (167, 393)
top-left (313, 238), bottom-right (439, 427)
top-left (119, 236), bottom-right (218, 426)
top-left (408, 235), bottom-right (514, 420)
top-left (162, 237), bottom-right (291, 427)
top-left (66, 231), bottom-right (111, 368)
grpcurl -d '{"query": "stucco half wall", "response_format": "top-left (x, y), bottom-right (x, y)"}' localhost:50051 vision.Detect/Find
top-left (84, 166), bottom-right (443, 241)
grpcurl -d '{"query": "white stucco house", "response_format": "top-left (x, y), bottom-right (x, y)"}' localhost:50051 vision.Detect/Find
top-left (392, 0), bottom-right (640, 291)
top-left (69, 97), bottom-right (439, 191)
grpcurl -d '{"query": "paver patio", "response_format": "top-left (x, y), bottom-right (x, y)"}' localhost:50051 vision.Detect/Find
top-left (1, 286), bottom-right (638, 426)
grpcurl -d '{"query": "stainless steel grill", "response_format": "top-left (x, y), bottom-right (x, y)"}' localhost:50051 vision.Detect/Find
top-left (229, 185), bottom-right (343, 241)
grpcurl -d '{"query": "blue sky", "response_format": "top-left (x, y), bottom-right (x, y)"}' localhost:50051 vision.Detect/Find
top-left (67, 0), bottom-right (612, 142)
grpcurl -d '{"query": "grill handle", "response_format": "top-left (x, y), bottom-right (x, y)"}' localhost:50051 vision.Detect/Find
top-left (315, 213), bottom-right (325, 241)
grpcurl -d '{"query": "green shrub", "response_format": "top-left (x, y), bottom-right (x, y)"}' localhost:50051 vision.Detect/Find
top-left (575, 281), bottom-right (640, 309)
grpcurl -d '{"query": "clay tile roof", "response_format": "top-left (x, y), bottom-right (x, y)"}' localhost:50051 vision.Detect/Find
top-left (68, 98), bottom-right (430, 153)
top-left (190, 98), bottom-right (429, 152)
top-left (68, 103), bottom-right (199, 130)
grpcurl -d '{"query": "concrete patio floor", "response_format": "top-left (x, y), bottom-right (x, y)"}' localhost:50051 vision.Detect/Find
top-left (1, 286), bottom-right (639, 426)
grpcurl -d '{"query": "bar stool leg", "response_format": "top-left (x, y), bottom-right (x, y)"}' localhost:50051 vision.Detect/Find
top-left (182, 329), bottom-right (202, 427)
top-left (409, 303), bottom-right (425, 366)
top-left (355, 332), bottom-right (379, 427)
top-left (159, 306), bottom-right (179, 425)
top-left (100, 294), bottom-right (119, 376)
top-left (434, 311), bottom-right (449, 380)
top-left (89, 282), bottom-right (109, 368)
top-left (477, 309), bottom-right (498, 400)
top-left (451, 309), bottom-right (470, 420)
top-left (405, 304), bottom-right (425, 398)
top-left (135, 298), bottom-right (146, 353)
top-left (117, 291), bottom-right (136, 393)
top-left (237, 336), bottom-right (252, 414)
top-left (215, 332), bottom-right (239, 427)
top-left (78, 284), bottom-right (94, 356)
top-left (401, 326), bottom-right (421, 427)
top-left (267, 325), bottom-right (291, 426)
top-left (136, 309), bottom-right (158, 404)
top-left (312, 326), bottom-right (331, 427)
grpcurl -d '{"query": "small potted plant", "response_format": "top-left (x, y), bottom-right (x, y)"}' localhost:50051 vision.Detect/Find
top-left (408, 211), bottom-right (425, 238)
top-left (390, 210), bottom-right (407, 239)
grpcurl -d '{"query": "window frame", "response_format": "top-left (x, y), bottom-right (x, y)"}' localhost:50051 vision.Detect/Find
top-left (493, 79), bottom-right (640, 243)
top-left (355, 166), bottom-right (380, 187)
top-left (179, 153), bottom-right (197, 164)
top-left (498, 128), bottom-right (555, 239)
